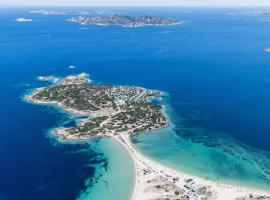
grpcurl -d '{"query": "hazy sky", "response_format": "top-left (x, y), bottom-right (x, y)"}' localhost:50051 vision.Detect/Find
top-left (1, 0), bottom-right (270, 7)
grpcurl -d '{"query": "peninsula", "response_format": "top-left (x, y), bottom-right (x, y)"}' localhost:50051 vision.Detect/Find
top-left (26, 73), bottom-right (167, 140)
top-left (25, 73), bottom-right (270, 200)
top-left (67, 14), bottom-right (182, 27)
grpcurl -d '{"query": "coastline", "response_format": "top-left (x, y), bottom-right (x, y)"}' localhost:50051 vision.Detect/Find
top-left (76, 137), bottom-right (135, 200)
top-left (6, 7), bottom-right (270, 200)
top-left (24, 84), bottom-right (270, 200)
top-left (139, 96), bottom-right (270, 192)
top-left (115, 133), bottom-right (270, 200)
top-left (24, 87), bottom-right (90, 117)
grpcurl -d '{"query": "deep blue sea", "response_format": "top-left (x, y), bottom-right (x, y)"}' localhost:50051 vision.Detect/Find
top-left (1, 7), bottom-right (270, 199)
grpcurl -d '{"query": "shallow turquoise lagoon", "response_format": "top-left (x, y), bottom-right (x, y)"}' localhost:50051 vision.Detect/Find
top-left (132, 123), bottom-right (270, 191)
top-left (2, 7), bottom-right (270, 199)
top-left (77, 137), bottom-right (135, 200)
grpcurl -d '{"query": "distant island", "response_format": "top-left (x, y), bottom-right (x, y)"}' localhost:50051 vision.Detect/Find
top-left (15, 18), bottom-right (32, 22)
top-left (25, 73), bottom-right (167, 140)
top-left (242, 10), bottom-right (270, 21)
top-left (30, 10), bottom-right (90, 15)
top-left (67, 14), bottom-right (182, 27)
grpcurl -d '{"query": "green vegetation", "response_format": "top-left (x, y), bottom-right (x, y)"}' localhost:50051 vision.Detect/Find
top-left (30, 77), bottom-right (168, 140)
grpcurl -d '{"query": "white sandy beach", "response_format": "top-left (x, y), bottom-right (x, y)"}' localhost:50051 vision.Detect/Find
top-left (26, 87), bottom-right (269, 199)
top-left (25, 78), bottom-right (270, 200)
top-left (114, 133), bottom-right (270, 200)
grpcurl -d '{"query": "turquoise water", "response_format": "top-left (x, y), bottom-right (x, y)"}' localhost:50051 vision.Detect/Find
top-left (2, 7), bottom-right (270, 199)
top-left (77, 137), bottom-right (134, 200)
top-left (132, 99), bottom-right (270, 191)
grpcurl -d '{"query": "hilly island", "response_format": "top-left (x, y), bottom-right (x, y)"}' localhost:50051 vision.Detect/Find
top-left (68, 14), bottom-right (182, 27)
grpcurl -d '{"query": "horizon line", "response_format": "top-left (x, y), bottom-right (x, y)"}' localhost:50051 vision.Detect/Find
top-left (1, 4), bottom-right (270, 7)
